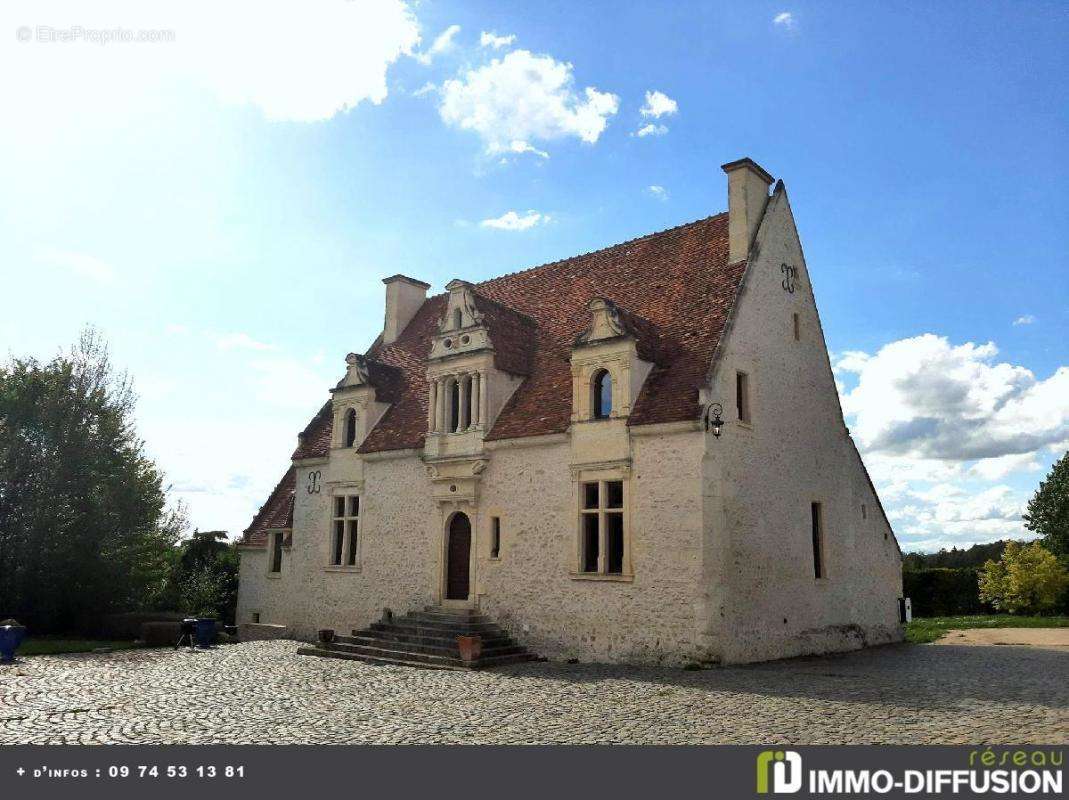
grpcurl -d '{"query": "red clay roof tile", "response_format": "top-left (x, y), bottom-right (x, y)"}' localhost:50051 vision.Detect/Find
top-left (252, 213), bottom-right (741, 532)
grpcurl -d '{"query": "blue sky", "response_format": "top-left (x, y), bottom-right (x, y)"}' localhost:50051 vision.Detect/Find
top-left (1, 1), bottom-right (1066, 551)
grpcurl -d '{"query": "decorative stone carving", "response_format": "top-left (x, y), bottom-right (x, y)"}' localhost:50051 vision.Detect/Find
top-left (340, 353), bottom-right (370, 387)
top-left (575, 298), bottom-right (627, 346)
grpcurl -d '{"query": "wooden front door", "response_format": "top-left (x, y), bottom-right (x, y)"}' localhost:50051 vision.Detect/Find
top-left (446, 513), bottom-right (471, 600)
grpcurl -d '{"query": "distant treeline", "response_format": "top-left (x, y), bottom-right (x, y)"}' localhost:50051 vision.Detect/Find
top-left (902, 540), bottom-right (1008, 571)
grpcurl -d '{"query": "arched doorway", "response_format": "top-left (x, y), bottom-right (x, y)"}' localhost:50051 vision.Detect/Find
top-left (445, 512), bottom-right (472, 600)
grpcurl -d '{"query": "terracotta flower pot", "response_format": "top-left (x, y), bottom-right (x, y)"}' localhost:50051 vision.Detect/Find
top-left (457, 634), bottom-right (482, 662)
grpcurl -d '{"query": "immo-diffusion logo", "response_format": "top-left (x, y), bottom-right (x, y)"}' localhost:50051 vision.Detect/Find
top-left (757, 750), bottom-right (803, 794)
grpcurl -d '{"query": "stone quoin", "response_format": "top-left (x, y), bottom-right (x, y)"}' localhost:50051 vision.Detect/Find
top-left (236, 157), bottom-right (904, 666)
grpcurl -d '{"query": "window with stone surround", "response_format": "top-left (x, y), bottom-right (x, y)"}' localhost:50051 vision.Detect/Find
top-left (579, 479), bottom-right (626, 575)
top-left (330, 495), bottom-right (360, 567)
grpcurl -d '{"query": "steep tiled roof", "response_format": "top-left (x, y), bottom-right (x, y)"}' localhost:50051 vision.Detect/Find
top-left (480, 213), bottom-right (739, 439)
top-left (291, 212), bottom-right (740, 453)
top-left (242, 467), bottom-right (295, 546)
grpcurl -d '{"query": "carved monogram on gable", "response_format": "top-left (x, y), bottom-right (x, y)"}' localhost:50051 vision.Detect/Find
top-left (306, 470), bottom-right (321, 494)
top-left (781, 263), bottom-right (798, 294)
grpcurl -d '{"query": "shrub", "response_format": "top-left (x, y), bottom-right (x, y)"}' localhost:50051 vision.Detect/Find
top-left (903, 568), bottom-right (989, 617)
top-left (978, 541), bottom-right (1069, 615)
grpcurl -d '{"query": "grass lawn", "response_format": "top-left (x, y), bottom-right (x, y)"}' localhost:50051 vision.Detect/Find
top-left (906, 615), bottom-right (1069, 644)
top-left (15, 638), bottom-right (143, 656)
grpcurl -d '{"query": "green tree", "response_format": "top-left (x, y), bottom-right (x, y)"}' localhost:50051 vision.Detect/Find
top-left (978, 541), bottom-right (1069, 614)
top-left (0, 330), bottom-right (184, 633)
top-left (1024, 451), bottom-right (1069, 558)
top-left (179, 566), bottom-right (229, 619)
top-left (169, 529), bottom-right (239, 622)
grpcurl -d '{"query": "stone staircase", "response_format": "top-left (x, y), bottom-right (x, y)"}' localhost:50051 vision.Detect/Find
top-left (297, 606), bottom-right (538, 670)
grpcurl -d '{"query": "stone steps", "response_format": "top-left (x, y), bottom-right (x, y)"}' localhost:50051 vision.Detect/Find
top-left (333, 636), bottom-right (527, 660)
top-left (298, 606), bottom-right (538, 670)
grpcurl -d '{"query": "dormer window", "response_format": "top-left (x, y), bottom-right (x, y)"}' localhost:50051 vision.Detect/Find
top-left (570, 298), bottom-right (654, 424)
top-left (592, 369), bottom-right (612, 419)
top-left (344, 408), bottom-right (358, 447)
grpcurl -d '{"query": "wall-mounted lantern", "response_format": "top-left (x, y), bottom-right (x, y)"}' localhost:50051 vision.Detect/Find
top-left (704, 402), bottom-right (725, 438)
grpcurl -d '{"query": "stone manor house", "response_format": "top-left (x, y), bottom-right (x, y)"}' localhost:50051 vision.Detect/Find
top-left (237, 157), bottom-right (904, 666)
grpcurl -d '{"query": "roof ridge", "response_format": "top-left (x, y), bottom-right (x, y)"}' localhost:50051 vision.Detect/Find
top-left (476, 211), bottom-right (727, 287)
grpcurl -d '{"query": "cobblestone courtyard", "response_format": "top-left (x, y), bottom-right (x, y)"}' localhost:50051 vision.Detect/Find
top-left (1, 640), bottom-right (1066, 744)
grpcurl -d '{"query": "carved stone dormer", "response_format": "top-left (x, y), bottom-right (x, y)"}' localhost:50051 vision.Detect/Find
top-left (429, 280), bottom-right (490, 361)
top-left (423, 280), bottom-right (532, 460)
top-left (330, 353), bottom-right (393, 451)
top-left (570, 298), bottom-right (656, 423)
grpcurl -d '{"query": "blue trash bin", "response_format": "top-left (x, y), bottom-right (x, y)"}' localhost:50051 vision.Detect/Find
top-left (195, 618), bottom-right (216, 649)
top-left (0, 622), bottom-right (26, 663)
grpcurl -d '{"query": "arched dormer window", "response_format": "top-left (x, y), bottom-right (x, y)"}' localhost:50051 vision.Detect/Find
top-left (344, 408), bottom-right (358, 447)
top-left (453, 308), bottom-right (463, 330)
top-left (592, 369), bottom-right (612, 419)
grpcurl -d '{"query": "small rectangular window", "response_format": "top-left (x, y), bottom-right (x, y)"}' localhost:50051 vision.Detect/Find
top-left (270, 532), bottom-right (283, 573)
top-left (793, 313), bottom-right (800, 341)
top-left (736, 371), bottom-right (751, 424)
top-left (862, 503), bottom-right (867, 520)
top-left (811, 502), bottom-right (825, 579)
top-left (490, 517), bottom-right (501, 559)
top-left (252, 612), bottom-right (260, 623)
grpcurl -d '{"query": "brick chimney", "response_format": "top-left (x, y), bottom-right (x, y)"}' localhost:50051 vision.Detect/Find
top-left (382, 275), bottom-right (430, 344)
top-left (721, 157), bottom-right (774, 263)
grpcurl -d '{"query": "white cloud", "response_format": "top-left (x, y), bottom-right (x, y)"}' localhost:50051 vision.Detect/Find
top-left (773, 12), bottom-right (796, 29)
top-left (839, 333), bottom-right (1069, 551)
top-left (414, 23), bottom-right (461, 65)
top-left (34, 246), bottom-right (116, 284)
top-left (634, 123), bottom-right (668, 138)
top-left (166, 323), bottom-right (190, 336)
top-left (647, 185), bottom-right (668, 201)
top-left (480, 31), bottom-right (516, 50)
top-left (479, 210), bottom-right (549, 231)
top-left (839, 334), bottom-right (1069, 462)
top-left (969, 453), bottom-right (1042, 481)
top-left (640, 90), bottom-right (678, 119)
top-left (634, 90), bottom-right (677, 136)
top-left (216, 332), bottom-right (278, 352)
top-left (506, 140), bottom-right (550, 159)
top-left (1, 0), bottom-right (421, 124)
top-left (1013, 314), bottom-right (1036, 326)
top-left (412, 81), bottom-right (438, 98)
top-left (438, 49), bottom-right (619, 156)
